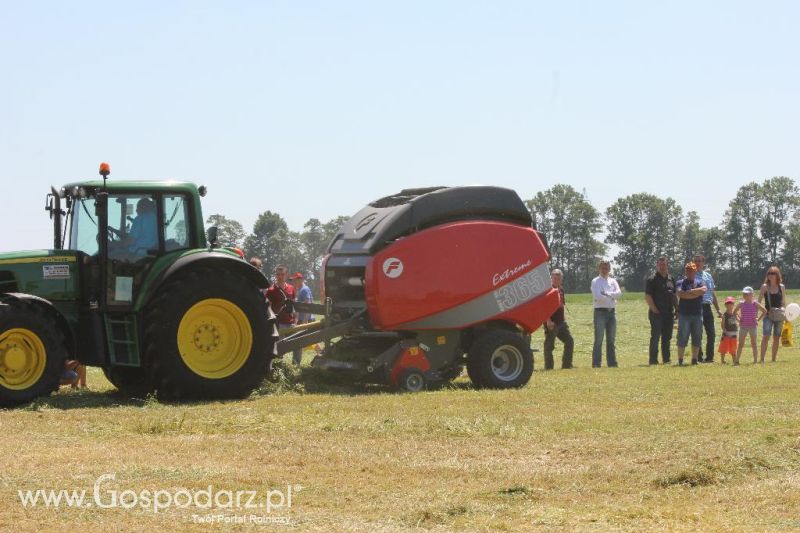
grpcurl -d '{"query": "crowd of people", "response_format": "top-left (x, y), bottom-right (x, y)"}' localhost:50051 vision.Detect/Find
top-left (543, 256), bottom-right (790, 369)
top-left (249, 259), bottom-right (316, 365)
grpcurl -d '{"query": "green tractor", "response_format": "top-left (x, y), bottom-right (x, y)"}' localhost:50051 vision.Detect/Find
top-left (0, 164), bottom-right (278, 406)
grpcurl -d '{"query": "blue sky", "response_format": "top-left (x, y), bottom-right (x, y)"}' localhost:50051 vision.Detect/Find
top-left (1, 1), bottom-right (798, 251)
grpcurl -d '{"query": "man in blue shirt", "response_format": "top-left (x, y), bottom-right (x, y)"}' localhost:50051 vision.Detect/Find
top-left (126, 198), bottom-right (158, 256)
top-left (676, 262), bottom-right (707, 365)
top-left (693, 253), bottom-right (722, 363)
top-left (110, 197), bottom-right (157, 259)
top-left (290, 272), bottom-right (314, 365)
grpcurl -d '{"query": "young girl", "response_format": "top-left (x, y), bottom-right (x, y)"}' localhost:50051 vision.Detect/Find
top-left (734, 286), bottom-right (767, 365)
top-left (718, 296), bottom-right (738, 364)
top-left (759, 266), bottom-right (787, 363)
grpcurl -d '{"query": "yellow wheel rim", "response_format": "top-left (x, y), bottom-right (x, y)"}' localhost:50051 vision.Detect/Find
top-left (177, 299), bottom-right (253, 379)
top-left (0, 328), bottom-right (47, 390)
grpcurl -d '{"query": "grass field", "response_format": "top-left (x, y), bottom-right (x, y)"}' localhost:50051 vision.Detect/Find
top-left (2, 292), bottom-right (800, 531)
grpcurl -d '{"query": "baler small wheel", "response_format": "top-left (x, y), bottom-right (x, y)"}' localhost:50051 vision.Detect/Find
top-left (467, 330), bottom-right (533, 389)
top-left (398, 369), bottom-right (426, 392)
top-left (0, 301), bottom-right (66, 407)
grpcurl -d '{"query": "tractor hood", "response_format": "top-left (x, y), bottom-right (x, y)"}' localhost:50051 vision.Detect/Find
top-left (0, 249), bottom-right (82, 300)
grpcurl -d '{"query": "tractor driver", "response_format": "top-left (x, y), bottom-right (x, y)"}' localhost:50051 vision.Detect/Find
top-left (110, 197), bottom-right (158, 259)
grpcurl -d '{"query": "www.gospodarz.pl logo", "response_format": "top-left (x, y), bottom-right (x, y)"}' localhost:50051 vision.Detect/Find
top-left (17, 473), bottom-right (300, 515)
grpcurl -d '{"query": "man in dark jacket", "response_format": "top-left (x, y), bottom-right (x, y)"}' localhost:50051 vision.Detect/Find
top-left (644, 256), bottom-right (678, 365)
top-left (543, 269), bottom-right (574, 370)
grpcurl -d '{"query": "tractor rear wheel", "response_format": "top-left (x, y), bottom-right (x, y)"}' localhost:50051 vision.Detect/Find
top-left (0, 301), bottom-right (66, 407)
top-left (144, 267), bottom-right (277, 400)
top-left (466, 329), bottom-right (533, 389)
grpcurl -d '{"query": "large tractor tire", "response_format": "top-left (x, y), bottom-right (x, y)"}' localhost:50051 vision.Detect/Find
top-left (102, 366), bottom-right (152, 398)
top-left (466, 329), bottom-right (533, 390)
top-left (0, 301), bottom-right (67, 407)
top-left (144, 267), bottom-right (277, 400)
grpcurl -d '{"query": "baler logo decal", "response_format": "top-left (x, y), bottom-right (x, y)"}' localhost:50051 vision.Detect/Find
top-left (355, 213), bottom-right (378, 232)
top-left (492, 259), bottom-right (533, 287)
top-left (382, 258), bottom-right (404, 279)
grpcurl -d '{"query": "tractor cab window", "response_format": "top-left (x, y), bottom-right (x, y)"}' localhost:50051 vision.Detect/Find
top-left (163, 195), bottom-right (190, 251)
top-left (69, 194), bottom-right (157, 259)
top-left (107, 194), bottom-right (158, 261)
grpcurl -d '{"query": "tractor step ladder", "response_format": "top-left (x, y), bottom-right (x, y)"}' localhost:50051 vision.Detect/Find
top-left (104, 314), bottom-right (141, 366)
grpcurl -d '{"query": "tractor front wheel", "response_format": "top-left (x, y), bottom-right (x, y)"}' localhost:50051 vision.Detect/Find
top-left (0, 301), bottom-right (66, 407)
top-left (103, 366), bottom-right (152, 398)
top-left (466, 329), bottom-right (533, 389)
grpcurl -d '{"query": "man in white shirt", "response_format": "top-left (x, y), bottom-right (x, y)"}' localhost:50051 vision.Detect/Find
top-left (590, 260), bottom-right (623, 368)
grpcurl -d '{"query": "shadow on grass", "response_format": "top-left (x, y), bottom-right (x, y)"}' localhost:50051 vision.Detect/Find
top-left (19, 388), bottom-right (154, 411)
top-left (9, 361), bottom-right (476, 411)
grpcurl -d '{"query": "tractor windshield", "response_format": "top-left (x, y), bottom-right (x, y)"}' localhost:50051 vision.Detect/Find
top-left (69, 198), bottom-right (100, 255)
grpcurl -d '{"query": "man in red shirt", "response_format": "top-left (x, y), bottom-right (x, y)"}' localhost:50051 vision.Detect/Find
top-left (266, 265), bottom-right (296, 329)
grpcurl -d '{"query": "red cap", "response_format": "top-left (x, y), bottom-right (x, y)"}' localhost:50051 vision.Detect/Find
top-left (290, 272), bottom-right (304, 280)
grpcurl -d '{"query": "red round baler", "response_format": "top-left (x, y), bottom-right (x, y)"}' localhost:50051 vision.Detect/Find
top-left (284, 186), bottom-right (560, 391)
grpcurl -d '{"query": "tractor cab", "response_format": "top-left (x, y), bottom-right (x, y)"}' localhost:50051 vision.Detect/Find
top-left (50, 172), bottom-right (206, 312)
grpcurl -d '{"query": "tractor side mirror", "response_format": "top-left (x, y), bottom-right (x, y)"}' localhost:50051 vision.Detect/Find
top-left (207, 226), bottom-right (219, 248)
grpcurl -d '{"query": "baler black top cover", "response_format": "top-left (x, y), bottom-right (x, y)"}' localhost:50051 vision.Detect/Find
top-left (328, 186), bottom-right (533, 256)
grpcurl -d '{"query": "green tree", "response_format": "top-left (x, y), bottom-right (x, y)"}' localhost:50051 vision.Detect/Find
top-left (205, 214), bottom-right (246, 249)
top-left (300, 216), bottom-right (349, 281)
top-left (698, 226), bottom-right (724, 272)
top-left (722, 182), bottom-right (765, 276)
top-left (605, 193), bottom-right (683, 290)
top-left (680, 211), bottom-right (702, 263)
top-left (759, 176), bottom-right (800, 265)
top-left (243, 211), bottom-right (290, 277)
top-left (526, 185), bottom-right (605, 292)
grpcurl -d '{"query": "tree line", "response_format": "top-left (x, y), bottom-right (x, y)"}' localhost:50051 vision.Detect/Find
top-left (206, 212), bottom-right (347, 294)
top-left (208, 175), bottom-right (798, 293)
top-left (528, 176), bottom-right (798, 292)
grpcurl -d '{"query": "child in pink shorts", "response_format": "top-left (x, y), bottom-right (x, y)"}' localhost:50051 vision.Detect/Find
top-left (734, 286), bottom-right (767, 365)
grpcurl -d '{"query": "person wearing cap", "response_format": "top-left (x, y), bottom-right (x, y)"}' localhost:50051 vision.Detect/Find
top-left (718, 296), bottom-right (738, 364)
top-left (590, 260), bottom-right (623, 368)
top-left (693, 253), bottom-right (722, 363)
top-left (543, 269), bottom-right (574, 370)
top-left (289, 272), bottom-right (314, 365)
top-left (734, 286), bottom-right (766, 365)
top-left (644, 256), bottom-right (678, 365)
top-left (675, 261), bottom-right (707, 365)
